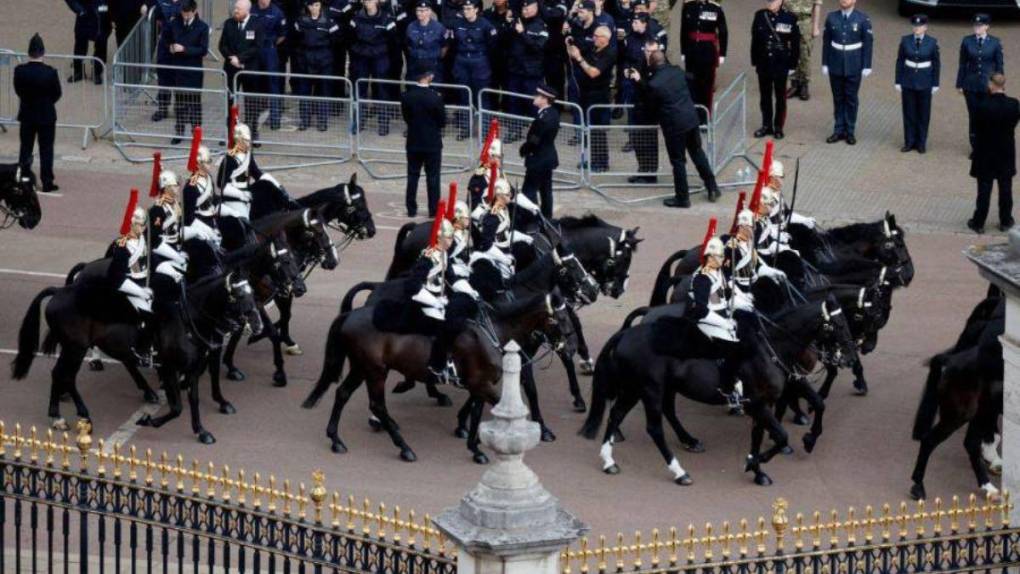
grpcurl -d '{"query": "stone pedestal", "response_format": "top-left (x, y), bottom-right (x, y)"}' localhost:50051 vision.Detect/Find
top-left (965, 233), bottom-right (1020, 525)
top-left (434, 341), bottom-right (588, 574)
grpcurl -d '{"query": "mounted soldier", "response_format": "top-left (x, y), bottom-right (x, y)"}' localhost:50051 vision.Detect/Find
top-left (108, 189), bottom-right (155, 362)
top-left (147, 157), bottom-right (188, 302)
top-left (216, 121), bottom-right (283, 250)
top-left (182, 132), bottom-right (222, 276)
top-left (470, 177), bottom-right (518, 300)
top-left (726, 207), bottom-right (785, 307)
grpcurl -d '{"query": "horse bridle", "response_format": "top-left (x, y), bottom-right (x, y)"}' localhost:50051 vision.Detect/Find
top-left (178, 274), bottom-right (254, 349)
top-left (327, 186), bottom-right (371, 240)
top-left (754, 302), bottom-right (846, 374)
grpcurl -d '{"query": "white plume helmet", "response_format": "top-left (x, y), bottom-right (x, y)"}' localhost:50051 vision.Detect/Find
top-left (704, 237), bottom-right (724, 259)
top-left (453, 200), bottom-right (470, 220)
top-left (488, 138), bottom-right (503, 158)
top-left (159, 169), bottom-right (179, 189)
top-left (131, 206), bottom-right (147, 228)
top-left (196, 145), bottom-right (213, 166)
top-left (233, 122), bottom-right (252, 144)
top-left (761, 185), bottom-right (780, 207)
top-left (438, 219), bottom-right (455, 238)
top-left (769, 160), bottom-right (784, 178)
top-left (737, 209), bottom-right (754, 228)
top-left (494, 178), bottom-right (512, 198)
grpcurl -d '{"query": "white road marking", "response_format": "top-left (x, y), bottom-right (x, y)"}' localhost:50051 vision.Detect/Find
top-left (0, 348), bottom-right (119, 363)
top-left (0, 268), bottom-right (67, 279)
top-left (103, 394), bottom-right (165, 453)
top-left (38, 192), bottom-right (64, 198)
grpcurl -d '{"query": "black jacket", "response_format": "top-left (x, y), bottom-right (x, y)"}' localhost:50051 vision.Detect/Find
top-left (13, 61), bottom-right (61, 125)
top-left (521, 105), bottom-right (560, 172)
top-left (400, 84), bottom-right (446, 153)
top-left (971, 93), bottom-right (1020, 179)
top-left (164, 15), bottom-right (210, 87)
top-left (637, 62), bottom-right (699, 134)
top-left (219, 15), bottom-right (264, 74)
top-left (750, 8), bottom-right (800, 76)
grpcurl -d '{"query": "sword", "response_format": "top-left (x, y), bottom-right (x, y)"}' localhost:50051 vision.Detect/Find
top-left (785, 157), bottom-right (801, 229)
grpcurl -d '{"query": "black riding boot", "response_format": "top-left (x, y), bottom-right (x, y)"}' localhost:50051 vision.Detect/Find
top-left (427, 332), bottom-right (460, 387)
top-left (133, 312), bottom-right (156, 367)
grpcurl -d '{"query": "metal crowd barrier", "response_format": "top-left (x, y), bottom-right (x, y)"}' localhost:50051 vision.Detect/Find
top-left (234, 71), bottom-right (353, 170)
top-left (112, 8), bottom-right (157, 86)
top-left (0, 51), bottom-right (108, 149)
top-left (355, 78), bottom-right (475, 179)
top-left (477, 88), bottom-right (586, 190)
top-left (709, 72), bottom-right (757, 189)
top-left (112, 62), bottom-right (229, 162)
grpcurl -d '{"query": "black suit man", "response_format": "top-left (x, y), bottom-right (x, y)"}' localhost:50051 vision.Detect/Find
top-left (165, 1), bottom-right (209, 139)
top-left (14, 35), bottom-right (62, 193)
top-left (520, 84), bottom-right (560, 218)
top-left (219, 0), bottom-right (265, 139)
top-left (968, 74), bottom-right (1019, 234)
top-left (400, 65), bottom-right (446, 217)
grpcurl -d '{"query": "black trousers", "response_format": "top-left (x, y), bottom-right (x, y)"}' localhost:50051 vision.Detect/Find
top-left (964, 90), bottom-right (986, 151)
top-left (757, 71), bottom-right (789, 131)
top-left (973, 176), bottom-right (1015, 228)
top-left (72, 30), bottom-right (109, 79)
top-left (664, 127), bottom-right (716, 200)
top-left (19, 123), bottom-right (56, 187)
top-left (522, 167), bottom-right (554, 219)
top-left (406, 150), bottom-right (442, 217)
top-left (174, 91), bottom-right (202, 135)
top-left (829, 73), bottom-right (862, 136)
top-left (901, 87), bottom-right (932, 149)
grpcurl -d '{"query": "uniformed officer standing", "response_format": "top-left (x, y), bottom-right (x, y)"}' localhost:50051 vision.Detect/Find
top-left (506, 0), bottom-right (549, 139)
top-left (821, 0), bottom-right (872, 145)
top-left (540, 0), bottom-right (569, 99)
top-left (956, 13), bottom-right (1003, 155)
top-left (401, 64), bottom-right (446, 217)
top-left (15, 35), bottom-right (62, 193)
top-left (750, 0), bottom-right (800, 140)
top-left (165, 0), bottom-right (209, 143)
top-left (349, 0), bottom-right (397, 135)
top-left (65, 0), bottom-right (111, 84)
top-left (291, 0), bottom-right (340, 131)
top-left (968, 74), bottom-right (1019, 234)
top-left (483, 0), bottom-right (514, 104)
top-left (252, 0), bottom-right (288, 130)
top-left (680, 0), bottom-right (726, 122)
top-left (520, 84), bottom-right (561, 218)
top-left (406, 0), bottom-right (447, 80)
top-left (895, 14), bottom-right (939, 154)
top-left (784, 0), bottom-right (821, 100)
top-left (327, 0), bottom-right (356, 94)
top-left (220, 0), bottom-right (265, 141)
top-left (451, 0), bottom-right (497, 137)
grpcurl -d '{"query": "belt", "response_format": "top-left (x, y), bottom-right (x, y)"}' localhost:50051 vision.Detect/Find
top-left (688, 32), bottom-right (717, 42)
top-left (830, 41), bottom-right (863, 51)
top-left (905, 60), bottom-right (931, 69)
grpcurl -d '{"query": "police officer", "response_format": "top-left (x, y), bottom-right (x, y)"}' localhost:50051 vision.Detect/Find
top-left (895, 14), bottom-right (939, 154)
top-left (520, 84), bottom-right (560, 218)
top-left (406, 0), bottom-right (448, 80)
top-left (680, 0), bottom-right (726, 123)
top-left (957, 13), bottom-right (1003, 155)
top-left (220, 0), bottom-right (265, 141)
top-left (821, 0), bottom-right (872, 146)
top-left (750, 0), bottom-right (799, 140)
top-left (252, 0), bottom-right (288, 130)
top-left (506, 0), bottom-right (549, 139)
top-left (349, 0), bottom-right (397, 135)
top-left (451, 0), bottom-right (497, 137)
top-left (165, 0), bottom-right (209, 143)
top-left (625, 17), bottom-right (661, 182)
top-left (401, 64), bottom-right (446, 217)
top-left (327, 0), bottom-right (356, 85)
top-left (291, 0), bottom-right (340, 131)
top-left (541, 0), bottom-right (569, 99)
top-left (785, 0), bottom-right (821, 101)
top-left (484, 0), bottom-right (514, 100)
top-left (15, 35), bottom-right (62, 193)
top-left (65, 0), bottom-right (111, 84)
top-left (152, 0), bottom-right (183, 122)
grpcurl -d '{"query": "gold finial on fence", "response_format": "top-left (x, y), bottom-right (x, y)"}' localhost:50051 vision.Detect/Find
top-left (190, 460), bottom-right (200, 496)
top-left (846, 507), bottom-right (857, 546)
top-left (60, 431), bottom-right (71, 469)
top-left (881, 504), bottom-right (892, 541)
top-left (44, 429), bottom-right (55, 468)
top-left (392, 506), bottom-right (402, 545)
top-left (738, 519), bottom-right (750, 557)
top-left (983, 492), bottom-right (996, 529)
top-left (950, 496), bottom-right (960, 533)
top-left (310, 470), bottom-right (327, 523)
top-left (159, 452), bottom-right (170, 489)
top-left (0, 420), bottom-right (5, 457)
top-left (13, 423), bottom-right (22, 461)
top-left (347, 495), bottom-right (357, 532)
top-left (755, 517), bottom-right (767, 555)
top-left (702, 523), bottom-right (713, 561)
top-left (222, 465), bottom-right (233, 502)
top-left (828, 509), bottom-right (840, 548)
top-left (144, 448), bottom-right (153, 485)
top-left (915, 500), bottom-right (926, 537)
top-left (684, 524), bottom-right (696, 563)
top-left (29, 426), bottom-right (39, 464)
top-left (175, 454), bottom-right (186, 492)
top-left (268, 476), bottom-right (278, 513)
top-left (128, 445), bottom-right (138, 482)
top-left (932, 498), bottom-right (943, 536)
top-left (597, 534), bottom-right (608, 572)
top-left (362, 499), bottom-right (372, 536)
top-left (423, 513), bottom-right (433, 552)
top-left (633, 530), bottom-right (643, 569)
top-left (863, 506), bottom-right (875, 544)
top-left (252, 472), bottom-right (262, 509)
top-left (967, 494), bottom-right (978, 532)
top-left (811, 511), bottom-right (822, 549)
top-left (407, 509), bottom-right (417, 548)
top-left (897, 502), bottom-right (909, 540)
top-left (772, 498), bottom-right (789, 552)
top-left (1002, 491), bottom-right (1011, 528)
top-left (95, 438), bottom-right (106, 476)
top-left (668, 527), bottom-right (679, 566)
top-left (238, 469), bottom-right (248, 506)
top-left (75, 420), bottom-right (92, 470)
top-left (720, 522), bottom-right (732, 561)
top-left (577, 536), bottom-right (590, 574)
top-left (793, 513), bottom-right (805, 551)
top-left (377, 502), bottom-right (387, 539)
top-left (615, 532), bottom-right (625, 571)
top-left (297, 482), bottom-right (307, 520)
top-left (112, 443), bottom-right (123, 480)
top-left (331, 491), bottom-right (341, 529)
top-left (282, 479), bottom-right (293, 516)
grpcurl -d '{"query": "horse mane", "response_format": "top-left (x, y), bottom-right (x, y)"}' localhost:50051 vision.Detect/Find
top-left (556, 214), bottom-right (610, 230)
top-left (252, 208), bottom-right (305, 234)
top-left (489, 293), bottom-right (547, 320)
top-left (510, 251), bottom-right (555, 286)
top-left (825, 220), bottom-right (884, 243)
top-left (298, 186), bottom-right (344, 207)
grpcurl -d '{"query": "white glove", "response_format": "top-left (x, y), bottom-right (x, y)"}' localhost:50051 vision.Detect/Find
top-left (789, 212), bottom-right (816, 229)
top-left (119, 279), bottom-right (153, 301)
top-left (510, 230), bottom-right (534, 245)
top-left (718, 56), bottom-right (725, 66)
top-left (932, 86), bottom-right (939, 94)
top-left (259, 172), bottom-right (282, 188)
top-left (821, 65), bottom-right (829, 76)
top-left (412, 287), bottom-right (445, 308)
top-left (894, 84), bottom-right (901, 92)
top-left (788, 69), bottom-right (795, 76)
top-left (514, 192), bottom-right (541, 214)
top-left (862, 68), bottom-right (872, 77)
top-left (680, 55), bottom-right (686, 65)
top-left (156, 261), bottom-right (184, 282)
top-left (452, 279), bottom-right (480, 300)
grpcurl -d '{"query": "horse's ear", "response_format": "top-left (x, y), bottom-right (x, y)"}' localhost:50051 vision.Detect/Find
top-left (349, 172), bottom-right (358, 187)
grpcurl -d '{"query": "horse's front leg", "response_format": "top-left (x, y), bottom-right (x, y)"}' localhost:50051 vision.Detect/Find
top-left (558, 348), bottom-right (586, 412)
top-left (206, 345), bottom-right (236, 414)
top-left (466, 399), bottom-right (488, 464)
top-left (276, 294), bottom-right (301, 353)
top-left (186, 372), bottom-right (215, 444)
top-left (520, 361), bottom-right (555, 441)
top-left (570, 309), bottom-right (594, 375)
top-left (223, 330), bottom-right (245, 381)
top-left (365, 373), bottom-right (416, 462)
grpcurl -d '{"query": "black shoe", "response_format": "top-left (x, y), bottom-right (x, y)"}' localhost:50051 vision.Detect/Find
top-left (753, 127), bottom-right (772, 138)
top-left (901, 144), bottom-right (914, 153)
top-left (151, 110), bottom-right (167, 122)
top-left (377, 126), bottom-right (390, 136)
top-left (318, 124), bottom-right (328, 132)
top-left (663, 197), bottom-right (691, 208)
top-left (252, 141), bottom-right (262, 148)
top-left (846, 134), bottom-right (857, 145)
top-left (565, 134), bottom-right (580, 146)
top-left (67, 75), bottom-right (83, 83)
top-left (42, 184), bottom-right (59, 193)
top-left (456, 131), bottom-right (469, 141)
top-left (967, 219), bottom-right (985, 234)
top-left (707, 187), bottom-right (721, 202)
top-left (590, 165), bottom-right (608, 174)
top-left (170, 137), bottom-right (182, 145)
top-left (1000, 220), bottom-right (1015, 232)
top-left (917, 145), bottom-right (926, 154)
top-left (269, 121), bottom-right (281, 130)
top-left (785, 82), bottom-right (800, 99)
top-left (773, 130), bottom-right (784, 140)
top-left (627, 175), bottom-right (658, 184)
top-left (799, 84), bottom-right (810, 101)
top-left (826, 133), bottom-right (845, 144)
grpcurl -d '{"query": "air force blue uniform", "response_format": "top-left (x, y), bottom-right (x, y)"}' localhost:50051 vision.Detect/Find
top-left (957, 34), bottom-right (1004, 150)
top-left (252, 1), bottom-right (287, 127)
top-left (406, 19), bottom-right (448, 80)
top-left (451, 15), bottom-right (497, 109)
top-left (895, 33), bottom-right (939, 151)
top-left (822, 8), bottom-right (873, 138)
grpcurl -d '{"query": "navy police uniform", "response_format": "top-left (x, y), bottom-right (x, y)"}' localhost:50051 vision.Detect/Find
top-left (821, 7), bottom-right (873, 142)
top-left (750, 5), bottom-right (800, 138)
top-left (956, 14), bottom-right (1004, 152)
top-left (291, 11), bottom-right (341, 130)
top-left (15, 37), bottom-right (62, 192)
top-left (680, 0), bottom-right (727, 122)
top-left (400, 71), bottom-right (446, 217)
top-left (506, 2), bottom-right (549, 125)
top-left (65, 0), bottom-right (111, 83)
top-left (520, 85), bottom-right (561, 218)
top-left (451, 1), bottom-right (497, 118)
top-left (349, 5), bottom-right (398, 134)
top-left (484, 2), bottom-right (514, 100)
top-left (895, 15), bottom-right (939, 153)
top-left (251, 0), bottom-right (288, 128)
top-left (327, 0), bottom-right (357, 93)
top-left (406, 8), bottom-right (448, 80)
top-left (540, 0), bottom-right (569, 100)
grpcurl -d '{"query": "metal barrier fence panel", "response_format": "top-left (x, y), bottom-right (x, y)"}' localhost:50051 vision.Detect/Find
top-left (478, 88), bottom-right (585, 190)
top-left (355, 78), bottom-right (475, 180)
top-left (0, 52), bottom-right (108, 149)
top-left (584, 104), bottom-right (713, 204)
top-left (234, 71), bottom-right (353, 170)
top-left (112, 62), bottom-right (229, 163)
top-left (710, 72), bottom-right (757, 190)
top-left (112, 8), bottom-right (157, 84)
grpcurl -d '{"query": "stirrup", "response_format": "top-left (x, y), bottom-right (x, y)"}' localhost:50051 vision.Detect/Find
top-left (133, 349), bottom-right (153, 368)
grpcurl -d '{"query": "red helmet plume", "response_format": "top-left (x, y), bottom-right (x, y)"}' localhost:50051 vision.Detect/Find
top-left (748, 140), bottom-right (774, 214)
top-left (729, 191), bottom-right (747, 234)
top-left (446, 181), bottom-right (457, 221)
top-left (699, 218), bottom-right (718, 263)
top-left (119, 188), bottom-right (140, 236)
top-left (186, 126), bottom-right (203, 173)
top-left (227, 105), bottom-right (239, 149)
top-left (149, 151), bottom-right (162, 197)
top-left (429, 200), bottom-right (448, 248)
top-left (486, 162), bottom-right (497, 204)
top-left (479, 118), bottom-right (500, 165)
top-left (761, 139), bottom-right (774, 182)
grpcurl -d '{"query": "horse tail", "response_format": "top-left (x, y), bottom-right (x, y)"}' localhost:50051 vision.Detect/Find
top-left (340, 282), bottom-right (378, 314)
top-left (650, 249), bottom-right (688, 306)
top-left (579, 330), bottom-right (625, 440)
top-left (912, 352), bottom-right (946, 441)
top-left (622, 306), bottom-right (649, 330)
top-left (385, 222), bottom-right (417, 279)
top-left (64, 262), bottom-right (86, 286)
top-left (302, 313), bottom-right (349, 409)
top-left (11, 287), bottom-right (57, 380)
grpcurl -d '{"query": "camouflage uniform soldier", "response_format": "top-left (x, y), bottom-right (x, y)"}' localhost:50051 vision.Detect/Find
top-left (650, 0), bottom-right (672, 55)
top-left (785, 0), bottom-right (821, 100)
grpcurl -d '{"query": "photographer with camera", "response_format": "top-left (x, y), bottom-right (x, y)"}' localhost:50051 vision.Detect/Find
top-left (568, 24), bottom-right (616, 172)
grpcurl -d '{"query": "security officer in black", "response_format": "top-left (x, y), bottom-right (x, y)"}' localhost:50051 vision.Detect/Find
top-left (540, 0), bottom-right (569, 100)
top-left (401, 64), bottom-right (446, 217)
top-left (895, 13), bottom-right (940, 154)
top-left (220, 0), bottom-right (266, 140)
top-left (506, 0), bottom-right (549, 140)
top-left (349, 0), bottom-right (398, 135)
top-left (680, 0), bottom-right (727, 123)
top-left (750, 0), bottom-right (800, 140)
top-left (327, 0), bottom-right (356, 84)
top-left (520, 84), bottom-right (560, 218)
top-left (956, 13), bottom-right (1003, 155)
top-left (292, 0), bottom-right (341, 131)
top-left (65, 0), bottom-right (111, 84)
top-left (165, 0), bottom-right (210, 141)
top-left (15, 35), bottom-right (62, 193)
top-left (484, 0), bottom-right (513, 101)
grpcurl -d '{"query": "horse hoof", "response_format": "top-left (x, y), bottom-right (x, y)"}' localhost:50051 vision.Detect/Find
top-left (540, 427), bottom-right (557, 442)
top-left (578, 359), bottom-right (595, 376)
top-left (910, 483), bottom-right (926, 501)
top-left (136, 415), bottom-right (153, 427)
top-left (284, 344), bottom-right (303, 356)
top-left (454, 427), bottom-right (469, 439)
top-left (755, 473), bottom-right (774, 487)
top-left (88, 359), bottom-right (104, 372)
top-left (435, 394), bottom-right (453, 407)
top-left (793, 414), bottom-right (810, 426)
top-left (226, 368), bottom-right (246, 382)
top-left (613, 430), bottom-right (626, 443)
top-left (272, 372), bottom-right (288, 387)
top-left (728, 406), bottom-right (744, 416)
top-left (988, 462), bottom-right (1003, 476)
top-left (803, 434), bottom-right (817, 453)
top-left (143, 390), bottom-right (160, 404)
top-left (603, 464), bottom-right (621, 475)
top-left (368, 417), bottom-right (383, 432)
top-left (198, 432), bottom-right (216, 445)
top-left (330, 440), bottom-right (348, 454)
top-left (572, 398), bottom-right (587, 413)
top-left (674, 473), bottom-right (693, 486)
top-left (853, 382), bottom-right (869, 396)
top-left (780, 445), bottom-right (795, 455)
top-left (473, 452), bottom-right (490, 465)
top-left (50, 418), bottom-right (68, 431)
top-left (684, 440), bottom-right (705, 453)
top-left (219, 402), bottom-right (237, 415)
top-left (400, 449), bottom-right (417, 462)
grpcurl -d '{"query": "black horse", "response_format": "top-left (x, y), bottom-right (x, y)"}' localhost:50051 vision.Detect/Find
top-left (0, 163), bottom-right (42, 230)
